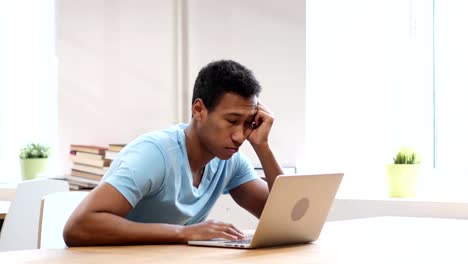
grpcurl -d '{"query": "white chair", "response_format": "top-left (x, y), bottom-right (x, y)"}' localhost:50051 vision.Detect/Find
top-left (38, 191), bottom-right (89, 249)
top-left (0, 179), bottom-right (69, 251)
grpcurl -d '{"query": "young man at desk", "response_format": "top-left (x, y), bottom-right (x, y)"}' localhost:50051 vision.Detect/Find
top-left (64, 60), bottom-right (284, 246)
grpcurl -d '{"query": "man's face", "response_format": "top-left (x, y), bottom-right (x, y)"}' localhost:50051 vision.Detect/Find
top-left (197, 92), bottom-right (258, 160)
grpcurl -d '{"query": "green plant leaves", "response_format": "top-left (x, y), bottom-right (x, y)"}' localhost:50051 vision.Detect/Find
top-left (393, 147), bottom-right (421, 164)
top-left (19, 143), bottom-right (50, 159)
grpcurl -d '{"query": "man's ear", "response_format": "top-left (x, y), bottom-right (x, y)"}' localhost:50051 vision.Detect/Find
top-left (192, 98), bottom-right (206, 120)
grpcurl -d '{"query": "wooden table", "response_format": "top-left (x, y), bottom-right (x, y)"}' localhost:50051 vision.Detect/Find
top-left (0, 217), bottom-right (467, 263)
top-left (0, 201), bottom-right (10, 220)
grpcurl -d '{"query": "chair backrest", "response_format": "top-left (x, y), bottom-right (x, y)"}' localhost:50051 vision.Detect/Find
top-left (0, 179), bottom-right (69, 252)
top-left (38, 191), bottom-right (89, 249)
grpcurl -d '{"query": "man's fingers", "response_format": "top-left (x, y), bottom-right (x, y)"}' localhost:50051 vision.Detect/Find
top-left (217, 225), bottom-right (244, 239)
top-left (228, 224), bottom-right (246, 238)
top-left (257, 101), bottom-right (272, 114)
top-left (199, 220), bottom-right (246, 241)
top-left (220, 232), bottom-right (238, 241)
top-left (214, 222), bottom-right (246, 240)
top-left (224, 226), bottom-right (246, 240)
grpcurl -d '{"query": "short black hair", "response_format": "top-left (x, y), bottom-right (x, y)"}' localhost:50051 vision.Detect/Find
top-left (192, 60), bottom-right (261, 111)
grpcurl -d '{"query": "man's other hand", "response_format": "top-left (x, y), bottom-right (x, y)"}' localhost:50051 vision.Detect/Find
top-left (181, 220), bottom-right (247, 242)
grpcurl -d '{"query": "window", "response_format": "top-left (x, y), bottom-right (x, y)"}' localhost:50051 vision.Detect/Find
top-left (434, 0), bottom-right (468, 170)
top-left (305, 0), bottom-right (468, 199)
top-left (0, 1), bottom-right (58, 182)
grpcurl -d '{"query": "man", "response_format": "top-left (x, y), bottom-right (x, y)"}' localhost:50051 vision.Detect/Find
top-left (63, 60), bottom-right (283, 246)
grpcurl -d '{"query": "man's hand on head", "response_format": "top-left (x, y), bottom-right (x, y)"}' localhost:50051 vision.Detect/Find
top-left (247, 102), bottom-right (275, 148)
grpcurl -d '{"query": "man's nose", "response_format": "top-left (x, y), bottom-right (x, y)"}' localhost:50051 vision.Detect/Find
top-left (232, 126), bottom-right (249, 144)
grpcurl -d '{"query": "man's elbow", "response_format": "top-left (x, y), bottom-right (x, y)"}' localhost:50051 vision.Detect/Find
top-left (63, 218), bottom-right (87, 247)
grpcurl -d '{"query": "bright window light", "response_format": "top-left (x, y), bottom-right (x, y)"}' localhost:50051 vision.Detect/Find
top-left (0, 0), bottom-right (58, 182)
top-left (305, 0), bottom-right (468, 199)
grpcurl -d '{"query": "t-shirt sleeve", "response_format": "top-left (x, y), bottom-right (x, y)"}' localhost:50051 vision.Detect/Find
top-left (223, 152), bottom-right (260, 194)
top-left (103, 141), bottom-right (166, 207)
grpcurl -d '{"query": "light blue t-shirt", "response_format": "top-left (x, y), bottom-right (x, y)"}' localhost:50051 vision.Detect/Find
top-left (103, 124), bottom-right (258, 225)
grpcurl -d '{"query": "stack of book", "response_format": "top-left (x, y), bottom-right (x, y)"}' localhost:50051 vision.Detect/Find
top-left (105, 144), bottom-right (126, 162)
top-left (67, 145), bottom-right (109, 190)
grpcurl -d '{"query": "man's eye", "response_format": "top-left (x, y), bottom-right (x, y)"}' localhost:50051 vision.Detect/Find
top-left (227, 120), bottom-right (237, 125)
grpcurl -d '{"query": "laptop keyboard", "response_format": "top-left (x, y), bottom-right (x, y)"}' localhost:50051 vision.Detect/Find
top-left (224, 238), bottom-right (252, 244)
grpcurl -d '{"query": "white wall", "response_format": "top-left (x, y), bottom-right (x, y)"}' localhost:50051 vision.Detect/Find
top-left (56, 0), bottom-right (177, 174)
top-left (56, 0), bottom-right (305, 174)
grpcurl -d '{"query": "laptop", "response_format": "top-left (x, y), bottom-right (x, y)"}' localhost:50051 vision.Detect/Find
top-left (188, 173), bottom-right (343, 249)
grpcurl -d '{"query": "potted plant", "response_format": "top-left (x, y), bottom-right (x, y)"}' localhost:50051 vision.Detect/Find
top-left (19, 143), bottom-right (50, 180)
top-left (386, 147), bottom-right (421, 198)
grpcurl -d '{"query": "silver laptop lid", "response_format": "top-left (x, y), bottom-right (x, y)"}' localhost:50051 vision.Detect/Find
top-left (249, 173), bottom-right (343, 248)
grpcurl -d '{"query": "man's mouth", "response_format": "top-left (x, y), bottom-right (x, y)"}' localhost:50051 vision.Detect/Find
top-left (226, 147), bottom-right (239, 153)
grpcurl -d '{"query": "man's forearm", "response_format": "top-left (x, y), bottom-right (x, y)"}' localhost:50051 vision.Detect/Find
top-left (253, 143), bottom-right (284, 190)
top-left (64, 212), bottom-right (185, 246)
